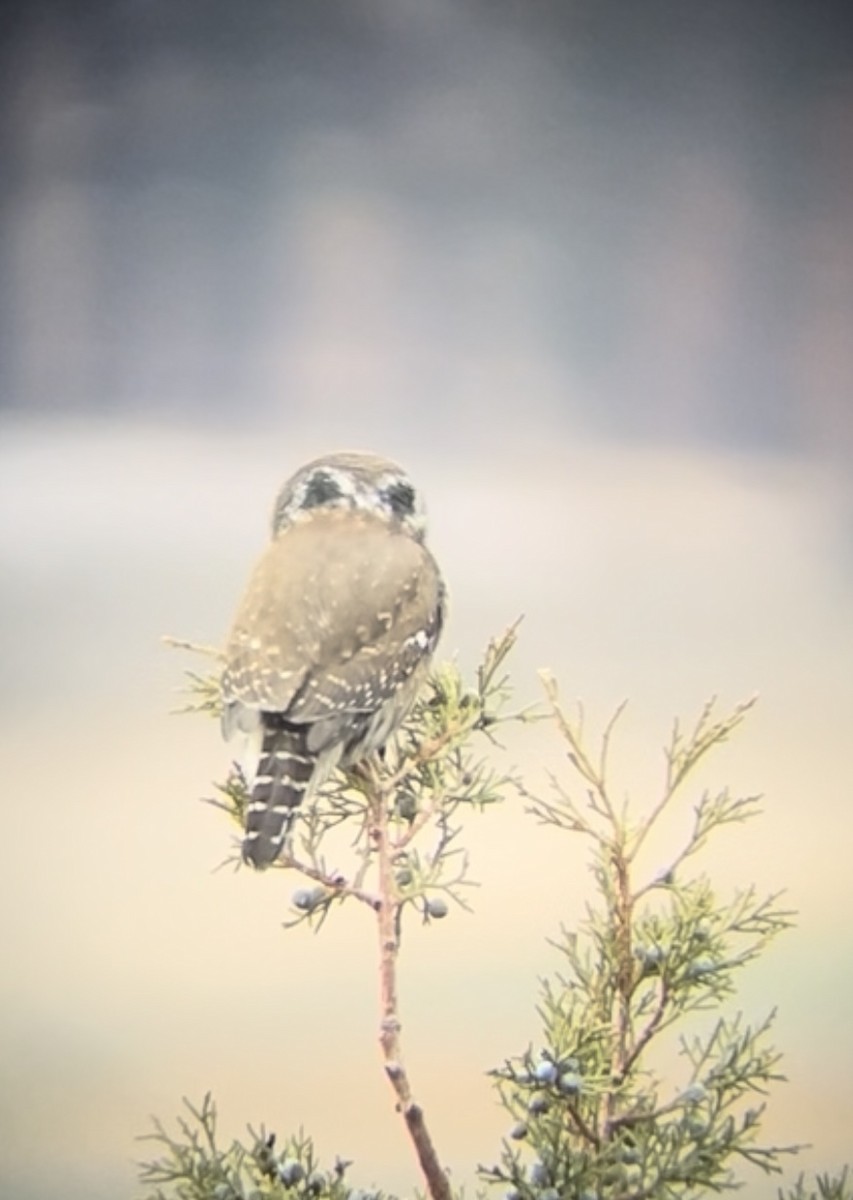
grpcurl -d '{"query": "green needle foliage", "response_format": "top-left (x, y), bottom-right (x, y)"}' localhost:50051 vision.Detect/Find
top-left (203, 623), bottom-right (527, 930)
top-left (779, 1170), bottom-right (853, 1200)
top-left (138, 1093), bottom-right (369, 1200)
top-left (149, 634), bottom-right (848, 1200)
top-left (483, 683), bottom-right (799, 1199)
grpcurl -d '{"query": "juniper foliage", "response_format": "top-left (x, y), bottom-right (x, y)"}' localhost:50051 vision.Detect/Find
top-left (148, 633), bottom-right (846, 1200)
top-left (482, 683), bottom-right (800, 1200)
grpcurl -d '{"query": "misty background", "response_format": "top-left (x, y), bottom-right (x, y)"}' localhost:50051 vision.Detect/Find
top-left (1, 2), bottom-right (852, 1198)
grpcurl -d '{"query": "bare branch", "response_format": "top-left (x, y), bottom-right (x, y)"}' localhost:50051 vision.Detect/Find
top-left (369, 770), bottom-right (453, 1200)
top-left (161, 634), bottom-right (225, 659)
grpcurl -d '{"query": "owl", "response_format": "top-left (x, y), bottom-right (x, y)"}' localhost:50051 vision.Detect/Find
top-left (221, 452), bottom-right (445, 867)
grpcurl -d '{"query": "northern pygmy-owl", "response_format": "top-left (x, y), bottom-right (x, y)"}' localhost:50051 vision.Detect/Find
top-left (221, 452), bottom-right (445, 868)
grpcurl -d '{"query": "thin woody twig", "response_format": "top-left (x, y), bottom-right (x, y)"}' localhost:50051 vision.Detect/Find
top-left (613, 980), bottom-right (670, 1092)
top-left (369, 773), bottom-right (453, 1200)
top-left (384, 719), bottom-right (471, 793)
top-left (566, 1101), bottom-right (601, 1149)
top-left (391, 787), bottom-right (448, 852)
top-left (276, 852), bottom-right (380, 911)
top-left (161, 634), bottom-right (224, 659)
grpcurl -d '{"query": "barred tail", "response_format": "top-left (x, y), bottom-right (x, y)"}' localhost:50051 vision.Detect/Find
top-left (242, 718), bottom-right (315, 868)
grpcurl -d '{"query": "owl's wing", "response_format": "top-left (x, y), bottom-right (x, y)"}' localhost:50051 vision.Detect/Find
top-left (221, 510), bottom-right (444, 739)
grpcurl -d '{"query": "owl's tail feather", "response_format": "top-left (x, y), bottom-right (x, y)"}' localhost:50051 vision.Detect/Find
top-left (242, 718), bottom-right (315, 868)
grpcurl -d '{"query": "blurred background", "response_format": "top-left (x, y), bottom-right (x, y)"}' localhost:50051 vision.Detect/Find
top-left (1, 1), bottom-right (852, 1197)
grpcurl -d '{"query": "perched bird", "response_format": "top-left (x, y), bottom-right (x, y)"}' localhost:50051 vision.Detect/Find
top-left (221, 452), bottom-right (446, 868)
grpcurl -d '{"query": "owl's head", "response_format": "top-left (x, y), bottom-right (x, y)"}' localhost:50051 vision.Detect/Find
top-left (271, 452), bottom-right (428, 541)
